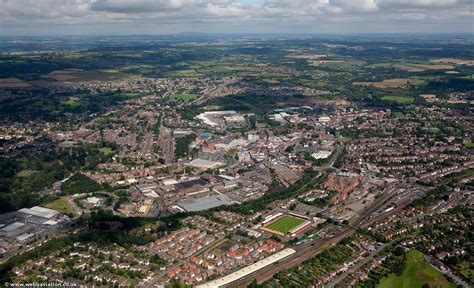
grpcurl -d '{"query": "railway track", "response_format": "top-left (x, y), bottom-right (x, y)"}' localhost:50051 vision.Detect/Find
top-left (228, 190), bottom-right (416, 287)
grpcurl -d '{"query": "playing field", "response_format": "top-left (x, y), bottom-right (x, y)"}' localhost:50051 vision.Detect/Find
top-left (378, 250), bottom-right (455, 288)
top-left (264, 215), bottom-right (306, 234)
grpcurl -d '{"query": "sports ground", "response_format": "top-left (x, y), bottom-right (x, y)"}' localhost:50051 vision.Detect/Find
top-left (264, 215), bottom-right (306, 234)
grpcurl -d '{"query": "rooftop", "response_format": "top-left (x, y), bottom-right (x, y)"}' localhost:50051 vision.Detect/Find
top-left (197, 248), bottom-right (296, 288)
top-left (0, 222), bottom-right (25, 232)
top-left (178, 195), bottom-right (232, 212)
top-left (18, 206), bottom-right (60, 219)
top-left (189, 159), bottom-right (224, 169)
top-left (175, 178), bottom-right (208, 190)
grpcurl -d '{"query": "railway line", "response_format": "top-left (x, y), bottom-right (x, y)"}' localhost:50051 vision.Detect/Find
top-left (228, 186), bottom-right (420, 287)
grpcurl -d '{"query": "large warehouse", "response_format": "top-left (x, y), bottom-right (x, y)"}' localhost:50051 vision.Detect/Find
top-left (17, 206), bottom-right (62, 225)
top-left (196, 248), bottom-right (296, 288)
top-left (0, 206), bottom-right (68, 246)
top-left (178, 195), bottom-right (232, 212)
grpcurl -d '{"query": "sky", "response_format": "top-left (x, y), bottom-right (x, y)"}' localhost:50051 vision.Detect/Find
top-left (0, 0), bottom-right (473, 36)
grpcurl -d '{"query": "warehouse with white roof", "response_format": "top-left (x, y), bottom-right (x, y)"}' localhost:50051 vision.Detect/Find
top-left (196, 248), bottom-right (296, 288)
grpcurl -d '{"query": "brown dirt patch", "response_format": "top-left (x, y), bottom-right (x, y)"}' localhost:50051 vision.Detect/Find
top-left (0, 77), bottom-right (31, 88)
top-left (431, 58), bottom-right (474, 65)
top-left (353, 78), bottom-right (411, 88)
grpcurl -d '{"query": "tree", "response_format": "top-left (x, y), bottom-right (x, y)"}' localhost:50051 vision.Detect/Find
top-left (248, 279), bottom-right (259, 288)
top-left (60, 173), bottom-right (101, 195)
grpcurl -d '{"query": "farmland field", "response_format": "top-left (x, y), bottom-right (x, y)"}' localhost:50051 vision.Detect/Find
top-left (408, 77), bottom-right (430, 87)
top-left (353, 78), bottom-right (410, 88)
top-left (0, 77), bottom-right (32, 88)
top-left (381, 95), bottom-right (415, 104)
top-left (43, 70), bottom-right (133, 83)
top-left (394, 62), bottom-right (454, 72)
top-left (264, 78), bottom-right (280, 84)
top-left (378, 250), bottom-right (455, 288)
top-left (265, 215), bottom-right (306, 234)
top-left (431, 58), bottom-right (474, 65)
top-left (166, 69), bottom-right (204, 77)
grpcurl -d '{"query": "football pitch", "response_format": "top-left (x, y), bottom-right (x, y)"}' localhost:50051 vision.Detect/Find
top-left (265, 215), bottom-right (306, 234)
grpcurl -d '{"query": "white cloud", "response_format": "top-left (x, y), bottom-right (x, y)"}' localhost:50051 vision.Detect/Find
top-left (381, 0), bottom-right (458, 8)
top-left (0, 0), bottom-right (472, 34)
top-left (329, 0), bottom-right (378, 13)
top-left (90, 0), bottom-right (199, 13)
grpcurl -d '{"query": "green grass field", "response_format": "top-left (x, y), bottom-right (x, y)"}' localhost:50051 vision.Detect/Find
top-left (60, 98), bottom-right (81, 108)
top-left (378, 250), bottom-right (455, 288)
top-left (409, 78), bottom-right (429, 87)
top-left (464, 142), bottom-right (474, 149)
top-left (99, 147), bottom-right (113, 155)
top-left (265, 215), bottom-right (306, 234)
top-left (44, 198), bottom-right (77, 217)
top-left (381, 95), bottom-right (415, 104)
top-left (461, 74), bottom-right (474, 80)
top-left (393, 111), bottom-right (404, 118)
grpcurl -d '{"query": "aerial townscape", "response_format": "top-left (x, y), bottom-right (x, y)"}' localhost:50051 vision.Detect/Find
top-left (0, 1), bottom-right (472, 288)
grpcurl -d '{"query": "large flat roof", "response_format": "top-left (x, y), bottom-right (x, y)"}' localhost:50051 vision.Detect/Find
top-left (0, 222), bottom-right (25, 232)
top-left (18, 206), bottom-right (60, 219)
top-left (175, 178), bottom-right (208, 190)
top-left (178, 195), bottom-right (232, 212)
top-left (197, 248), bottom-right (296, 288)
top-left (189, 159), bottom-right (223, 169)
